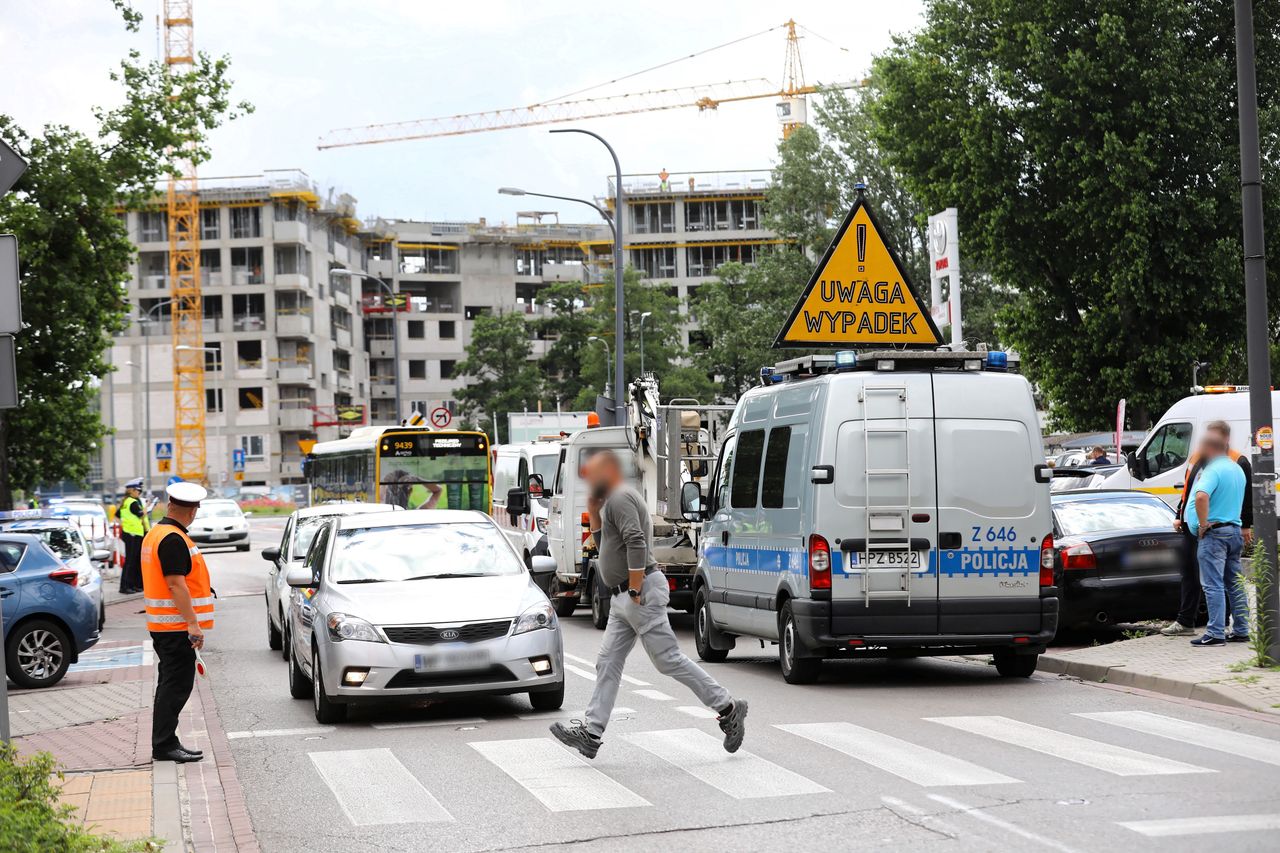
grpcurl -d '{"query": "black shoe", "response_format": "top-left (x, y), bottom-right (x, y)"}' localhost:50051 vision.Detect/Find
top-left (718, 698), bottom-right (748, 753)
top-left (177, 744), bottom-right (204, 758)
top-left (1190, 635), bottom-right (1226, 647)
top-left (550, 720), bottom-right (601, 759)
top-left (1226, 633), bottom-right (1251, 643)
top-left (152, 748), bottom-right (203, 763)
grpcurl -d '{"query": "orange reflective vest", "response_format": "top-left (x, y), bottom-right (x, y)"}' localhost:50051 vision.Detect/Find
top-left (141, 523), bottom-right (214, 632)
top-left (1178, 448), bottom-right (1244, 516)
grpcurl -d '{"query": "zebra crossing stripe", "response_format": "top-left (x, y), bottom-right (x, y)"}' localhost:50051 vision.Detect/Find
top-left (470, 739), bottom-right (649, 811)
top-left (625, 729), bottom-right (829, 799)
top-left (776, 722), bottom-right (1018, 787)
top-left (1076, 711), bottom-right (1280, 768)
top-left (676, 706), bottom-right (719, 719)
top-left (1119, 814), bottom-right (1280, 837)
top-left (310, 748), bottom-right (453, 825)
top-left (927, 716), bottom-right (1213, 777)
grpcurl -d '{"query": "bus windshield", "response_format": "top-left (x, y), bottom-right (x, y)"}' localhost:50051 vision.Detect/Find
top-left (377, 432), bottom-right (491, 511)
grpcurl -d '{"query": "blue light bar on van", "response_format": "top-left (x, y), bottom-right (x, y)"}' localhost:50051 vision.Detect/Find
top-left (834, 351), bottom-right (857, 370)
top-left (985, 351), bottom-right (1008, 372)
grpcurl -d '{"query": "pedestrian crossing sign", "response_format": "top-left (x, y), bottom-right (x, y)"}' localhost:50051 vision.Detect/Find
top-left (775, 191), bottom-right (942, 348)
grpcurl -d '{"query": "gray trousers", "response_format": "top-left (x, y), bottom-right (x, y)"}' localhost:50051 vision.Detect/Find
top-left (584, 571), bottom-right (731, 736)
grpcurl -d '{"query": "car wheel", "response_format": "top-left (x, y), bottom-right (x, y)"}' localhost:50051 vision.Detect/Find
top-left (778, 602), bottom-right (821, 685)
top-left (279, 612), bottom-right (290, 660)
top-left (287, 637), bottom-right (311, 699)
top-left (237, 542), bottom-right (251, 552)
top-left (549, 576), bottom-right (577, 618)
top-left (589, 571), bottom-right (610, 630)
top-left (266, 594), bottom-right (282, 651)
top-left (694, 587), bottom-right (729, 663)
top-left (98, 602), bottom-right (106, 632)
top-left (993, 650), bottom-right (1038, 678)
top-left (529, 680), bottom-right (565, 711)
top-left (312, 647), bottom-right (347, 723)
top-left (6, 619), bottom-right (72, 689)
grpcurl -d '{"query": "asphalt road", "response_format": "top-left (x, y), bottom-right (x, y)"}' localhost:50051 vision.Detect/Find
top-left (197, 519), bottom-right (1280, 853)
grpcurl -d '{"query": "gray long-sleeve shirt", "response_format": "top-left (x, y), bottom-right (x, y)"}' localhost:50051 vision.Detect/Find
top-left (596, 484), bottom-right (655, 587)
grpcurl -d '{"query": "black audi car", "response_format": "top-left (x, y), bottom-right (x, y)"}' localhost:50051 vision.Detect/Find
top-left (1050, 490), bottom-right (1185, 629)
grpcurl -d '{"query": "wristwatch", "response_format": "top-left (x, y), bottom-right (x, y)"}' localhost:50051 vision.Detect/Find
top-left (628, 588), bottom-right (641, 599)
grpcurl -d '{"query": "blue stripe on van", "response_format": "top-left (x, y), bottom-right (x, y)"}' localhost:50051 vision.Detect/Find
top-left (705, 545), bottom-right (1041, 579)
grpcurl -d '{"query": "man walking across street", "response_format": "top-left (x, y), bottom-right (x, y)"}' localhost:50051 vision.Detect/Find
top-left (118, 477), bottom-right (150, 594)
top-left (1182, 428), bottom-right (1251, 647)
top-left (1162, 421), bottom-right (1253, 637)
top-left (551, 450), bottom-right (747, 758)
top-left (143, 481), bottom-right (215, 762)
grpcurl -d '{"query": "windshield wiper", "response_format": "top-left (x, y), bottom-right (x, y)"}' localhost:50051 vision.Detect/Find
top-left (403, 572), bottom-right (488, 581)
top-left (337, 578), bottom-right (388, 584)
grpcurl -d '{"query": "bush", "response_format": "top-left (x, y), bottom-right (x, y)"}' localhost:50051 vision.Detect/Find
top-left (0, 745), bottom-right (156, 852)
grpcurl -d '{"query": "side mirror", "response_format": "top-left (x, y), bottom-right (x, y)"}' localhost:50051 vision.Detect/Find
top-left (262, 546), bottom-right (281, 563)
top-left (285, 565), bottom-right (315, 588)
top-left (506, 487), bottom-right (530, 517)
top-left (243, 510), bottom-right (254, 517)
top-left (679, 481), bottom-right (704, 522)
top-left (1127, 453), bottom-right (1147, 480)
top-left (91, 549), bottom-right (111, 563)
top-left (529, 555), bottom-right (556, 575)
top-left (527, 474), bottom-right (545, 498)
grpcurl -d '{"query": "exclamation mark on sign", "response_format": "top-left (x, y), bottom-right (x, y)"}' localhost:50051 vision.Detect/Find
top-left (856, 223), bottom-right (866, 272)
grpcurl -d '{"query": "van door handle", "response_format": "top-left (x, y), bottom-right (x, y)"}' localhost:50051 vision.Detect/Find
top-left (0, 588), bottom-right (13, 598)
top-left (721, 530), bottom-right (729, 546)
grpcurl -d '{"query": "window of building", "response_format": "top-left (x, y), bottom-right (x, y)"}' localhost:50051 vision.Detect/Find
top-left (139, 251), bottom-right (168, 288)
top-left (274, 244), bottom-right (311, 277)
top-left (629, 245), bottom-right (676, 279)
top-left (139, 211), bottom-right (167, 242)
top-left (230, 247), bottom-right (264, 284)
top-left (240, 434), bottom-right (266, 462)
top-left (438, 320), bottom-right (456, 339)
top-left (230, 206), bottom-right (261, 239)
top-left (202, 295), bottom-right (223, 327)
top-left (232, 293), bottom-right (266, 331)
top-left (407, 320), bottom-right (425, 339)
top-left (440, 360), bottom-right (456, 379)
top-left (408, 360), bottom-right (426, 379)
top-left (400, 246), bottom-right (459, 275)
top-left (205, 387), bottom-right (223, 413)
top-left (464, 306), bottom-right (490, 320)
top-left (685, 242), bottom-right (759, 277)
top-left (200, 208), bottom-right (220, 241)
top-left (236, 340), bottom-right (263, 369)
top-left (238, 387), bottom-right (265, 410)
top-left (273, 200), bottom-right (307, 223)
top-left (684, 198), bottom-right (761, 232)
top-left (687, 330), bottom-right (711, 351)
top-left (203, 342), bottom-right (222, 371)
top-left (515, 248), bottom-right (542, 276)
top-left (630, 202), bottom-right (674, 234)
top-left (199, 248), bottom-right (222, 272)
top-left (730, 430), bottom-right (765, 509)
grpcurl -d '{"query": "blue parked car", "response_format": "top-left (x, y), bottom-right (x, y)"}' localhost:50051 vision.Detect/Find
top-left (1, 532), bottom-right (100, 688)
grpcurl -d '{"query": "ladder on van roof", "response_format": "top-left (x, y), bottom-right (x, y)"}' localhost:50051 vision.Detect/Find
top-left (859, 383), bottom-right (916, 606)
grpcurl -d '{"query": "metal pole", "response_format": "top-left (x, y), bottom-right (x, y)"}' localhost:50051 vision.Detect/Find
top-left (144, 335), bottom-right (152, 490)
top-left (550, 129), bottom-right (624, 425)
top-left (390, 280), bottom-right (401, 423)
top-left (1235, 0), bottom-right (1278, 663)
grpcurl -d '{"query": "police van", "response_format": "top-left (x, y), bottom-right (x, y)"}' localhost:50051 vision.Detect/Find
top-left (1097, 385), bottom-right (1280, 508)
top-left (680, 349), bottom-right (1057, 684)
top-left (491, 440), bottom-right (561, 566)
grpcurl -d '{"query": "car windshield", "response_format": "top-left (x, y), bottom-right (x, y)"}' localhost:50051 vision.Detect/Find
top-left (292, 517), bottom-right (330, 559)
top-left (20, 527), bottom-right (85, 560)
top-left (1055, 497), bottom-right (1174, 536)
top-left (197, 504), bottom-right (242, 519)
top-left (330, 522), bottom-right (522, 583)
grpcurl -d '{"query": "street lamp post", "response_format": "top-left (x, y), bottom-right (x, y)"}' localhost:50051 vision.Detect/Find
top-left (549, 128), bottom-right (625, 424)
top-left (176, 345), bottom-right (225, 486)
top-left (587, 336), bottom-right (612, 399)
top-left (136, 299), bottom-right (173, 492)
top-left (635, 311), bottom-right (652, 375)
top-left (332, 268), bottom-right (401, 422)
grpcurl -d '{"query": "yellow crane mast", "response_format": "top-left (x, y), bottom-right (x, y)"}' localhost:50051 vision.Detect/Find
top-left (163, 0), bottom-right (206, 483)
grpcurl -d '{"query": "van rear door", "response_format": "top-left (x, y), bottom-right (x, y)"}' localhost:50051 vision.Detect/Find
top-left (828, 374), bottom-right (938, 635)
top-left (933, 374), bottom-right (1050, 634)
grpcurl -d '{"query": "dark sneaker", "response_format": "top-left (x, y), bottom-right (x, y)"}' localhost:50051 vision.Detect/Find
top-left (717, 698), bottom-right (748, 753)
top-left (550, 720), bottom-right (601, 759)
top-left (1190, 635), bottom-right (1225, 647)
top-left (1226, 633), bottom-right (1251, 643)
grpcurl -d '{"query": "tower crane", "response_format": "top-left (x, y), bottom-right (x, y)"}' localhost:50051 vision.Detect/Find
top-left (318, 19), bottom-right (860, 150)
top-left (164, 1), bottom-right (206, 482)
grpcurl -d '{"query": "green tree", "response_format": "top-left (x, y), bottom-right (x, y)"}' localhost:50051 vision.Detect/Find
top-left (454, 312), bottom-right (544, 430)
top-left (0, 1), bottom-right (251, 505)
top-left (534, 281), bottom-right (595, 408)
top-left (872, 0), bottom-right (1280, 428)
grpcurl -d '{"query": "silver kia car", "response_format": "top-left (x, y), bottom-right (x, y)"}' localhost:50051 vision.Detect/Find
top-left (284, 510), bottom-right (564, 723)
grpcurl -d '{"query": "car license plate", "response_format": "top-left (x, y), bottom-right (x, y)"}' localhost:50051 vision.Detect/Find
top-left (210, 533), bottom-right (229, 540)
top-left (1123, 549), bottom-right (1176, 569)
top-left (414, 647), bottom-right (489, 673)
top-left (855, 551), bottom-right (924, 568)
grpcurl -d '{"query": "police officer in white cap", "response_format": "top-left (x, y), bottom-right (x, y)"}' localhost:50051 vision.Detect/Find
top-left (141, 480), bottom-right (215, 763)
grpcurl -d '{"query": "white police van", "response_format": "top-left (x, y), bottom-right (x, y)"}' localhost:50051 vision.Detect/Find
top-left (681, 349), bottom-right (1057, 684)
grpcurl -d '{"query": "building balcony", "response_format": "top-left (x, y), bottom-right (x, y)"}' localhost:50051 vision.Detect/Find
top-left (371, 380), bottom-right (396, 399)
top-left (368, 339), bottom-right (394, 359)
top-left (275, 273), bottom-right (310, 291)
top-left (333, 327), bottom-right (353, 349)
top-left (236, 359), bottom-right (267, 379)
top-left (273, 220), bottom-right (309, 243)
top-left (277, 363), bottom-right (313, 383)
top-left (276, 314), bottom-right (312, 337)
top-left (232, 314), bottom-right (267, 333)
top-left (203, 271), bottom-right (225, 287)
top-left (368, 259), bottom-right (394, 278)
top-left (277, 408), bottom-right (314, 430)
top-left (230, 268), bottom-right (266, 286)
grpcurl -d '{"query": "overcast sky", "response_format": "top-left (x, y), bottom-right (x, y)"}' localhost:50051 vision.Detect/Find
top-left (5, 0), bottom-right (924, 224)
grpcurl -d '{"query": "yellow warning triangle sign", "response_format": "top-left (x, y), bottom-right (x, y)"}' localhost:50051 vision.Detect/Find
top-left (775, 193), bottom-right (942, 348)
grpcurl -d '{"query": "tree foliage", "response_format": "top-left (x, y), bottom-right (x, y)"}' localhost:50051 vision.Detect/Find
top-left (872, 0), bottom-right (1280, 428)
top-left (0, 1), bottom-right (251, 503)
top-left (454, 312), bottom-right (543, 430)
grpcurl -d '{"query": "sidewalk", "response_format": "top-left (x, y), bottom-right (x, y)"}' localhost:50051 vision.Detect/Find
top-left (10, 597), bottom-right (258, 851)
top-left (1040, 632), bottom-right (1280, 714)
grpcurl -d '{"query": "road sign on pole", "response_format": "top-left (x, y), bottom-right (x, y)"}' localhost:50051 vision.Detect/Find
top-left (0, 335), bottom-right (16, 410)
top-left (928, 207), bottom-right (962, 347)
top-left (231, 448), bottom-right (245, 472)
top-left (155, 442), bottom-right (173, 460)
top-left (0, 235), bottom-right (20, 335)
top-left (430, 406), bottom-right (453, 429)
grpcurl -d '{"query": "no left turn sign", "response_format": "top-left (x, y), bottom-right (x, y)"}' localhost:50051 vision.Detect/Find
top-left (430, 407), bottom-right (452, 429)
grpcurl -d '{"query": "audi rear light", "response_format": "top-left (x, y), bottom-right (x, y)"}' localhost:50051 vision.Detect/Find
top-left (49, 569), bottom-right (78, 587)
top-left (809, 534), bottom-right (832, 591)
top-left (1058, 540), bottom-right (1097, 571)
top-left (1039, 533), bottom-right (1055, 587)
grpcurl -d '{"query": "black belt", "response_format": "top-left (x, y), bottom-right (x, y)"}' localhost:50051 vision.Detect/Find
top-left (603, 567), bottom-right (658, 596)
top-left (1205, 522), bottom-right (1240, 532)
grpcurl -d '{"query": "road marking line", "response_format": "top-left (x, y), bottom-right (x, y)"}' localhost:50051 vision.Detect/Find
top-left (565, 664), bottom-right (597, 681)
top-left (776, 722), bottom-right (1019, 787)
top-left (1076, 711), bottom-right (1280, 767)
top-left (676, 706), bottom-right (718, 719)
top-left (470, 739), bottom-right (649, 811)
top-left (625, 729), bottom-right (828, 799)
top-left (371, 717), bottom-right (486, 730)
top-left (1118, 814), bottom-right (1280, 837)
top-left (309, 748), bottom-right (452, 825)
top-left (563, 652), bottom-right (650, 685)
top-left (928, 794), bottom-right (1081, 853)
top-left (927, 716), bottom-right (1214, 777)
top-left (515, 708), bottom-right (636, 722)
top-left (632, 689), bottom-right (674, 702)
top-left (226, 726), bottom-right (335, 740)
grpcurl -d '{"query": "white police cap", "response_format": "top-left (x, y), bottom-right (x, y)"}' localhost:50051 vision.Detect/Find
top-left (165, 481), bottom-right (208, 507)
top-left (124, 477), bottom-right (144, 490)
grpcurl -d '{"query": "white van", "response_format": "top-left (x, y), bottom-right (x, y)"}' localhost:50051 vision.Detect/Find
top-left (1098, 386), bottom-right (1276, 507)
top-left (681, 350), bottom-right (1057, 684)
top-left (491, 441), bottom-right (562, 566)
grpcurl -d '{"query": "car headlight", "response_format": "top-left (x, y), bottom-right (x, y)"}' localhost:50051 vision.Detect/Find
top-left (535, 517), bottom-right (548, 535)
top-left (326, 612), bottom-right (384, 643)
top-left (512, 601), bottom-right (557, 635)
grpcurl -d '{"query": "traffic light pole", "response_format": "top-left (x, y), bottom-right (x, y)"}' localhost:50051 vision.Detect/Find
top-left (1234, 0), bottom-right (1279, 663)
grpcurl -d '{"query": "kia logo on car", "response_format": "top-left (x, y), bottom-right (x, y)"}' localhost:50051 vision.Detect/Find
top-left (439, 629), bottom-right (461, 640)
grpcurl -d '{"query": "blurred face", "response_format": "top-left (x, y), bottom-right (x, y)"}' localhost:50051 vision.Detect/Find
top-left (584, 452), bottom-right (620, 497)
top-left (1199, 430), bottom-right (1229, 460)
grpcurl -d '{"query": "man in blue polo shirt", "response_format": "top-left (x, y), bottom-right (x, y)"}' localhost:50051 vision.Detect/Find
top-left (1184, 429), bottom-right (1250, 647)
